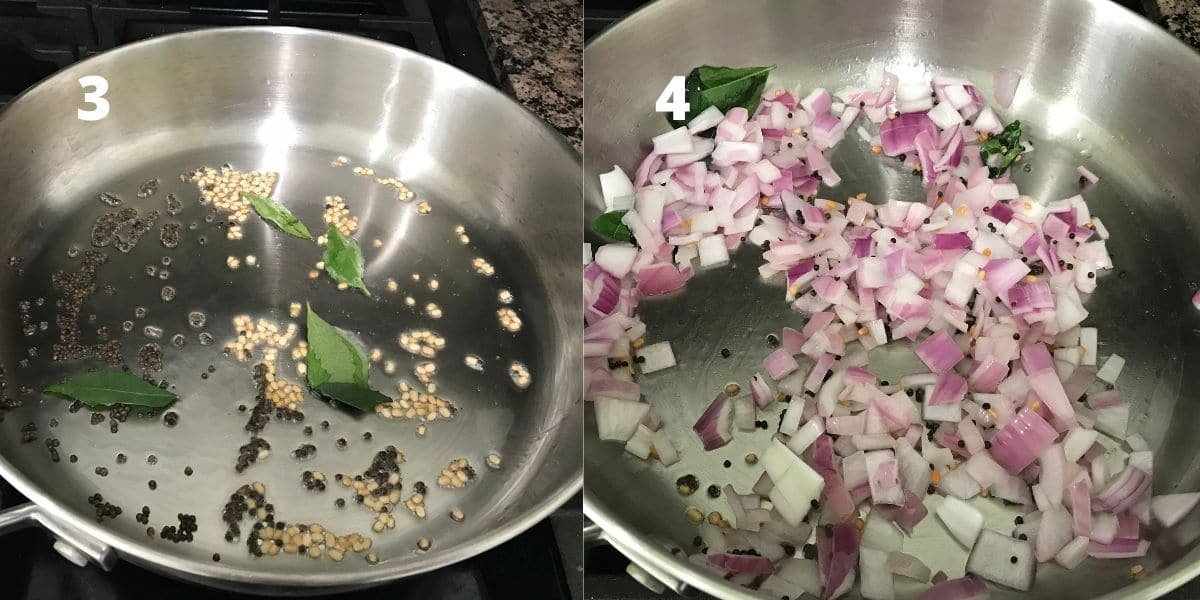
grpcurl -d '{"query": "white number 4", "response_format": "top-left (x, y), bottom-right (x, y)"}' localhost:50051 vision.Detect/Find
top-left (77, 75), bottom-right (110, 122)
top-left (655, 75), bottom-right (690, 121)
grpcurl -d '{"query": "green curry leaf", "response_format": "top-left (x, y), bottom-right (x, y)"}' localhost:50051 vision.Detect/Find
top-left (323, 224), bottom-right (370, 296)
top-left (244, 192), bottom-right (313, 240)
top-left (44, 369), bottom-right (177, 408)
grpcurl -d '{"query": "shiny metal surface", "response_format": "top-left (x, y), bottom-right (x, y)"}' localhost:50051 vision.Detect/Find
top-left (0, 27), bottom-right (581, 594)
top-left (583, 0), bottom-right (1200, 598)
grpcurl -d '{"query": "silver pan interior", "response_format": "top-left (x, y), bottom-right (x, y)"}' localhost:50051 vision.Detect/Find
top-left (584, 0), bottom-right (1200, 598)
top-left (0, 27), bottom-right (581, 594)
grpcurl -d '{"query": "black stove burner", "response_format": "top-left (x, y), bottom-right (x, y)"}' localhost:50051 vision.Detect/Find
top-left (0, 478), bottom-right (581, 600)
top-left (0, 0), bottom-right (495, 106)
top-left (0, 2), bottom-right (573, 598)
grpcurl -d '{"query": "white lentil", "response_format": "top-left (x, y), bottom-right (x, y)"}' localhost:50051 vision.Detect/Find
top-left (497, 308), bottom-right (522, 333)
top-left (509, 361), bottom-right (532, 389)
top-left (188, 166), bottom-right (275, 224)
top-left (471, 257), bottom-right (495, 277)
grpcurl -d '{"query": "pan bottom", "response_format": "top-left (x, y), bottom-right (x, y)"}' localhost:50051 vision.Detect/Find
top-left (0, 142), bottom-right (559, 586)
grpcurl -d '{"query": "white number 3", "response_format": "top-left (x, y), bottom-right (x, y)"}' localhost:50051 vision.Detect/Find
top-left (655, 75), bottom-right (690, 121)
top-left (77, 75), bottom-right (110, 122)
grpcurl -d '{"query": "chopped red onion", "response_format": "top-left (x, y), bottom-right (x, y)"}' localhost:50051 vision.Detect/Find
top-left (1087, 538), bottom-right (1149, 559)
top-left (993, 68), bottom-right (1021, 108)
top-left (880, 113), bottom-right (938, 156)
top-left (886, 551), bottom-right (932, 582)
top-left (917, 575), bottom-right (989, 600)
top-left (916, 331), bottom-right (965, 373)
top-left (591, 64), bottom-right (1146, 597)
top-left (865, 449), bottom-right (904, 506)
top-left (692, 393), bottom-right (733, 450)
top-left (1096, 465), bottom-right (1151, 514)
top-left (989, 407), bottom-right (1057, 475)
top-left (817, 523), bottom-right (860, 599)
top-left (764, 347), bottom-right (800, 380)
top-left (707, 552), bottom-right (776, 575)
top-left (749, 373), bottom-right (774, 408)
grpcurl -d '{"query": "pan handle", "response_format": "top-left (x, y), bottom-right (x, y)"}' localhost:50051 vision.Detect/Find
top-left (584, 516), bottom-right (696, 596)
top-left (0, 501), bottom-right (117, 570)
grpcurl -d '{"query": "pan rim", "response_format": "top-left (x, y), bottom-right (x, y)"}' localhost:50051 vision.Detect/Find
top-left (0, 25), bottom-right (582, 591)
top-left (581, 0), bottom-right (1200, 598)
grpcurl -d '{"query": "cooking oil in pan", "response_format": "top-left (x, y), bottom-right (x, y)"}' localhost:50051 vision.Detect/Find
top-left (0, 145), bottom-right (547, 570)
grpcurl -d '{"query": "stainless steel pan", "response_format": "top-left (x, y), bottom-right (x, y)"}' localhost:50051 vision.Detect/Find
top-left (0, 27), bottom-right (581, 594)
top-left (584, 0), bottom-right (1200, 598)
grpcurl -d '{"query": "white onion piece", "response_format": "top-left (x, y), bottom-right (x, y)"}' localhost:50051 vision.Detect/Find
top-left (1125, 433), bottom-right (1150, 453)
top-left (967, 529), bottom-right (1035, 591)
top-left (651, 429), bottom-right (679, 466)
top-left (697, 234), bottom-right (730, 267)
top-left (639, 341), bottom-right (676, 374)
top-left (1151, 493), bottom-right (1200, 528)
top-left (1036, 507), bottom-right (1074, 562)
top-left (1063, 428), bottom-right (1099, 463)
top-left (885, 551), bottom-right (931, 582)
top-left (594, 397), bottom-right (649, 442)
top-left (598, 165), bottom-right (634, 212)
top-left (1079, 327), bottom-right (1098, 366)
top-left (785, 418), bottom-right (824, 454)
top-left (927, 101), bottom-right (964, 129)
top-left (865, 449), bottom-right (904, 506)
top-left (763, 439), bottom-right (824, 526)
top-left (1089, 512), bottom-right (1117, 544)
top-left (687, 105), bottom-right (725, 134)
top-left (594, 243), bottom-right (638, 278)
top-left (1094, 404), bottom-right (1130, 438)
top-left (936, 496), bottom-right (984, 549)
top-left (732, 395), bottom-right (757, 432)
top-left (896, 439), bottom-right (932, 496)
top-left (993, 68), bottom-right (1022, 108)
top-left (862, 511), bottom-right (904, 552)
top-left (651, 126), bottom-right (694, 155)
top-left (940, 467), bottom-right (982, 500)
top-left (624, 424), bottom-right (654, 459)
top-left (859, 547), bottom-right (895, 600)
top-left (772, 559), bottom-right (823, 597)
top-left (1096, 353), bottom-right (1126, 384)
top-left (1055, 535), bottom-right (1090, 569)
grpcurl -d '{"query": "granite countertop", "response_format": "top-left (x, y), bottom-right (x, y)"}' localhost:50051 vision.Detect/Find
top-left (471, 0), bottom-right (582, 150)
top-left (1153, 0), bottom-right (1200, 49)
